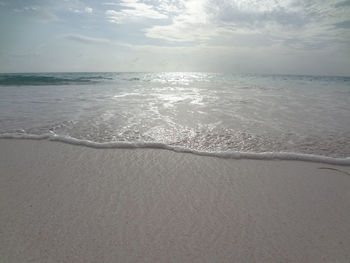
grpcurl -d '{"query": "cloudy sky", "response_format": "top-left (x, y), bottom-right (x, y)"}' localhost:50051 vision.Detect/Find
top-left (0, 0), bottom-right (349, 75)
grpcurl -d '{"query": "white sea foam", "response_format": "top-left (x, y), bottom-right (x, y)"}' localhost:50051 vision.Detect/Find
top-left (1, 133), bottom-right (350, 165)
top-left (113, 93), bottom-right (141, 98)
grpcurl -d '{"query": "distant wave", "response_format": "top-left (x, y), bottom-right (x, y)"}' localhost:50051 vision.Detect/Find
top-left (123, 77), bottom-right (140, 81)
top-left (0, 74), bottom-right (109, 86)
top-left (2, 72), bottom-right (349, 86)
top-left (1, 133), bottom-right (350, 165)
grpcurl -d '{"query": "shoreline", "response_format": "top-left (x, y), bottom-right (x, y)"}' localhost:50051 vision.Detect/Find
top-left (1, 139), bottom-right (350, 262)
top-left (1, 135), bottom-right (349, 166)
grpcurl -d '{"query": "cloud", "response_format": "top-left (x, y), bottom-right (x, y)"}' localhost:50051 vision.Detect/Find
top-left (84, 7), bottom-right (93, 13)
top-left (22, 6), bottom-right (58, 21)
top-left (335, 0), bottom-right (350, 7)
top-left (59, 34), bottom-right (133, 49)
top-left (145, 0), bottom-right (218, 42)
top-left (105, 0), bottom-right (168, 24)
top-left (142, 0), bottom-right (350, 51)
top-left (154, 0), bottom-right (183, 14)
top-left (10, 5), bottom-right (59, 21)
top-left (61, 34), bottom-right (111, 44)
top-left (212, 1), bottom-right (307, 28)
top-left (69, 6), bottom-right (93, 14)
top-left (102, 2), bottom-right (119, 6)
top-left (334, 20), bottom-right (350, 28)
top-left (144, 0), bottom-right (310, 43)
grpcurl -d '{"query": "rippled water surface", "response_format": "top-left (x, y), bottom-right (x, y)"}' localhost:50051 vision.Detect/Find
top-left (0, 72), bottom-right (349, 157)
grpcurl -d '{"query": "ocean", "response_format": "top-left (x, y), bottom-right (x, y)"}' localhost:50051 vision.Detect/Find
top-left (0, 72), bottom-right (349, 162)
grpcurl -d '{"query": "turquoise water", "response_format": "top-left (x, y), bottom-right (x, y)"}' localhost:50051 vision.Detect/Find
top-left (0, 72), bottom-right (349, 158)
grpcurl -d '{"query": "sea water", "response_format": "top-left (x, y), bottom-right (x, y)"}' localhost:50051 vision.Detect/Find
top-left (0, 72), bottom-right (349, 161)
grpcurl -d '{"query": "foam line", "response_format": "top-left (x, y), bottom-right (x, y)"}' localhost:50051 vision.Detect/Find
top-left (1, 133), bottom-right (350, 165)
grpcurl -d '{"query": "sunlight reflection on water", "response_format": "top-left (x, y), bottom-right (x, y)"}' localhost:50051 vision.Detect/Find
top-left (1, 72), bottom-right (350, 157)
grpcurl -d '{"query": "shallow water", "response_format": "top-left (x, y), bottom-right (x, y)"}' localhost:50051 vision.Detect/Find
top-left (0, 72), bottom-right (349, 158)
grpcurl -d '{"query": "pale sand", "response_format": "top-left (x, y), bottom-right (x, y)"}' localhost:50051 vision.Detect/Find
top-left (0, 139), bottom-right (350, 263)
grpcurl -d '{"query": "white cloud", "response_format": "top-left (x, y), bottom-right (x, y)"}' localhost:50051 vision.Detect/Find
top-left (144, 0), bottom-right (307, 43)
top-left (60, 34), bottom-right (135, 49)
top-left (19, 6), bottom-right (58, 21)
top-left (142, 0), bottom-right (350, 49)
top-left (85, 7), bottom-right (93, 13)
top-left (61, 34), bottom-right (111, 44)
top-left (105, 0), bottom-right (168, 24)
top-left (68, 6), bottom-right (93, 14)
top-left (154, 0), bottom-right (183, 14)
top-left (102, 2), bottom-right (119, 6)
top-left (144, 0), bottom-right (219, 42)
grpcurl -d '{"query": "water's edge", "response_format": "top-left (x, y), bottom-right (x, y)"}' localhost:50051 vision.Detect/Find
top-left (1, 133), bottom-right (349, 166)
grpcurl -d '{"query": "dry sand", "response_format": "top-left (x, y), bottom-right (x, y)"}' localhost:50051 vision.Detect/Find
top-left (0, 139), bottom-right (350, 262)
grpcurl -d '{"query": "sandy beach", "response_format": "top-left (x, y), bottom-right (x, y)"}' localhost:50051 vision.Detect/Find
top-left (1, 139), bottom-right (350, 262)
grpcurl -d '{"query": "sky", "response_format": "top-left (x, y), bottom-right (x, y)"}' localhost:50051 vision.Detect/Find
top-left (0, 0), bottom-right (349, 75)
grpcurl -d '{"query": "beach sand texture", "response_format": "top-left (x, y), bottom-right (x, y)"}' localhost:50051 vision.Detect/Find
top-left (1, 139), bottom-right (350, 262)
